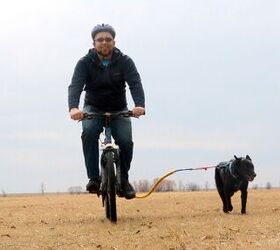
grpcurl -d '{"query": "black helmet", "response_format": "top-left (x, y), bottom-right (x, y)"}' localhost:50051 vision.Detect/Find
top-left (91, 23), bottom-right (116, 40)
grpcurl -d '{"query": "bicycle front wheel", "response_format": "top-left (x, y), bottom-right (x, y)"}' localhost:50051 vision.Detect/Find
top-left (104, 151), bottom-right (117, 222)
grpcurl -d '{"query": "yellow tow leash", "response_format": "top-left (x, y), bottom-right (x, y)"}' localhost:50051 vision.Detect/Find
top-left (135, 166), bottom-right (216, 199)
top-left (135, 170), bottom-right (177, 199)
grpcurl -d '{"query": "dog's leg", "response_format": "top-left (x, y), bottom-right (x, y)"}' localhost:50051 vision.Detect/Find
top-left (241, 190), bottom-right (247, 214)
top-left (223, 191), bottom-right (234, 213)
top-left (215, 169), bottom-right (228, 212)
top-left (241, 182), bottom-right (248, 214)
top-left (223, 191), bottom-right (229, 213)
top-left (227, 195), bottom-right (233, 212)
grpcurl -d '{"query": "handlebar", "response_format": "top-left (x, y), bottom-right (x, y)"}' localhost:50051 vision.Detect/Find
top-left (80, 110), bottom-right (135, 121)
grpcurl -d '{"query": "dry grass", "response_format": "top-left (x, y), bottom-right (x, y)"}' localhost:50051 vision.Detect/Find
top-left (0, 189), bottom-right (279, 249)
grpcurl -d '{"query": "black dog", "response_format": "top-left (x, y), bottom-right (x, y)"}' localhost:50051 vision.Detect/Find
top-left (215, 155), bottom-right (256, 214)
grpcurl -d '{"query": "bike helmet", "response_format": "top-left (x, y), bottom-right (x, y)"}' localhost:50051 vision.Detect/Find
top-left (91, 23), bottom-right (116, 40)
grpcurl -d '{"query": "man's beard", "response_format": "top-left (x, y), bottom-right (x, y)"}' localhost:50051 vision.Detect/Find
top-left (97, 49), bottom-right (112, 58)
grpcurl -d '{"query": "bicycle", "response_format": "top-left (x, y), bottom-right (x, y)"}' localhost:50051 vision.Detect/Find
top-left (81, 110), bottom-right (135, 223)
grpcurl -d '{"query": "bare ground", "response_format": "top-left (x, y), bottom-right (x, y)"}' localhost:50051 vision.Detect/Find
top-left (0, 189), bottom-right (279, 250)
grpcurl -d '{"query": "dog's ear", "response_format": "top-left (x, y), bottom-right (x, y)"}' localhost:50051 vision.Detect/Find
top-left (234, 155), bottom-right (241, 161)
top-left (246, 155), bottom-right (252, 161)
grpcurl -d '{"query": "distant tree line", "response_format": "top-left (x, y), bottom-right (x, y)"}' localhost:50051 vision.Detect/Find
top-left (1, 180), bottom-right (277, 197)
top-left (68, 186), bottom-right (83, 194)
top-left (1, 189), bottom-right (7, 197)
top-left (132, 179), bottom-right (202, 192)
top-left (131, 180), bottom-right (278, 193)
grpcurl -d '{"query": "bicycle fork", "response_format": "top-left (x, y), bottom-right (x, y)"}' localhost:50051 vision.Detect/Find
top-left (100, 147), bottom-right (121, 207)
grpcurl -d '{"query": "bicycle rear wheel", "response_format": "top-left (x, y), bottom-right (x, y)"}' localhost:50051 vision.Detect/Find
top-left (104, 151), bottom-right (117, 222)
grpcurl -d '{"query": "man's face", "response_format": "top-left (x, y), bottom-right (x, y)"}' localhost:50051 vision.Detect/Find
top-left (93, 31), bottom-right (115, 57)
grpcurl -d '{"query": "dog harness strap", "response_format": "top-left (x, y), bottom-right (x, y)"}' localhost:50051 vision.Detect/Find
top-left (217, 161), bottom-right (239, 179)
top-left (228, 162), bottom-right (238, 179)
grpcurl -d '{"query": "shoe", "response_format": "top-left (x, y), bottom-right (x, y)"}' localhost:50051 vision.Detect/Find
top-left (86, 177), bottom-right (100, 193)
top-left (122, 181), bottom-right (136, 200)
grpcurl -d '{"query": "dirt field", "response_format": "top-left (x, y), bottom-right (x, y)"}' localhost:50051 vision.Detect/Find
top-left (0, 189), bottom-right (279, 250)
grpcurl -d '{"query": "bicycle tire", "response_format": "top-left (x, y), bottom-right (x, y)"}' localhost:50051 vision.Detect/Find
top-left (104, 151), bottom-right (117, 222)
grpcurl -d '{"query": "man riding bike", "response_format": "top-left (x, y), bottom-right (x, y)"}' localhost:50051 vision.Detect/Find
top-left (68, 24), bottom-right (145, 199)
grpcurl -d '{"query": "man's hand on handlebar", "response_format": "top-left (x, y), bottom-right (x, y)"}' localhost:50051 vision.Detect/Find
top-left (70, 108), bottom-right (84, 120)
top-left (70, 107), bottom-right (145, 120)
top-left (132, 107), bottom-right (145, 118)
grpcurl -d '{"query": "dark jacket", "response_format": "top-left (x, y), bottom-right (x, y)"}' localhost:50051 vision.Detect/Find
top-left (68, 48), bottom-right (145, 111)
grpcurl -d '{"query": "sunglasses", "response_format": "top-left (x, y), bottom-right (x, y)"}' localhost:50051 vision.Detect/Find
top-left (95, 37), bottom-right (114, 43)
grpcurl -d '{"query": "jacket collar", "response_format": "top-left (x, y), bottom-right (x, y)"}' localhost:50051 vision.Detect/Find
top-left (87, 47), bottom-right (122, 66)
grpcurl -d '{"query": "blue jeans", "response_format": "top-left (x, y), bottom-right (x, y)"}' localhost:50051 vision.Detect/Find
top-left (81, 104), bottom-right (133, 183)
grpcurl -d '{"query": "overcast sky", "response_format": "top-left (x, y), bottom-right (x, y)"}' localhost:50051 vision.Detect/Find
top-left (1, 0), bottom-right (279, 193)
